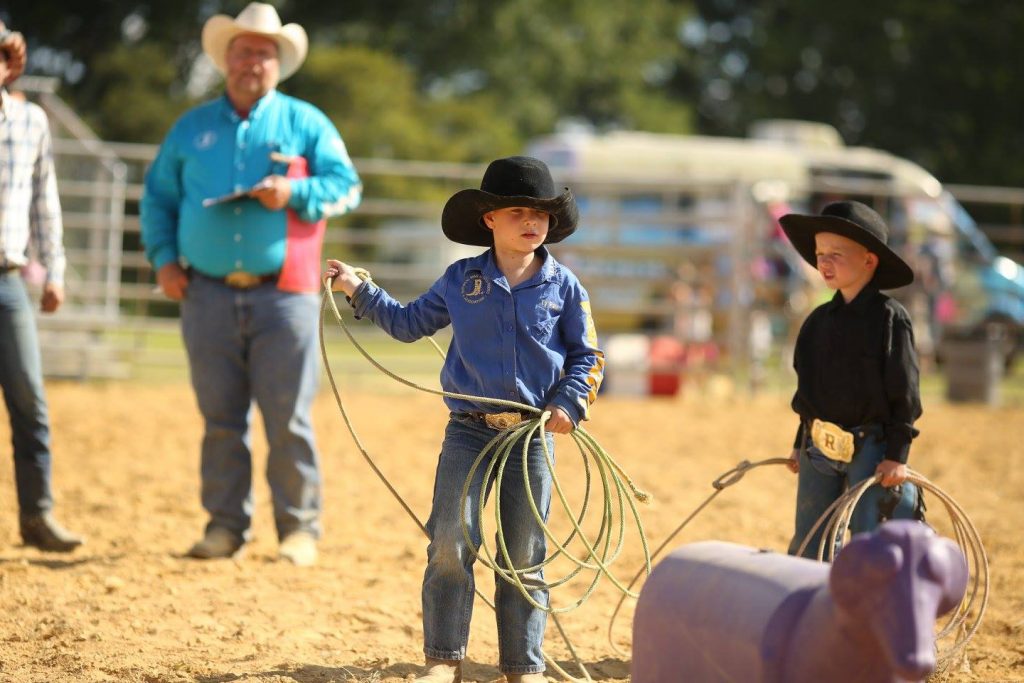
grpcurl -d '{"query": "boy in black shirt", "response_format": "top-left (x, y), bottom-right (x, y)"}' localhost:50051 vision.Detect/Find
top-left (779, 201), bottom-right (923, 558)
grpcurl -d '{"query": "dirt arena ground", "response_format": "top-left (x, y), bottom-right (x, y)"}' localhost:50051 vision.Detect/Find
top-left (1, 379), bottom-right (1022, 682)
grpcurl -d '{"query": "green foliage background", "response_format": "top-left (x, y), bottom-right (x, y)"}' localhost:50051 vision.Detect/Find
top-left (4, 0), bottom-right (1024, 185)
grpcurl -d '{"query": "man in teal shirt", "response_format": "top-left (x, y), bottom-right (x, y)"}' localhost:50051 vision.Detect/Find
top-left (141, 2), bottom-right (361, 566)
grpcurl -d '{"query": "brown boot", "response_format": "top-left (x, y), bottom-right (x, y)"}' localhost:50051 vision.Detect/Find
top-left (19, 512), bottom-right (84, 552)
top-left (414, 657), bottom-right (461, 683)
top-left (505, 674), bottom-right (548, 683)
top-left (185, 526), bottom-right (244, 559)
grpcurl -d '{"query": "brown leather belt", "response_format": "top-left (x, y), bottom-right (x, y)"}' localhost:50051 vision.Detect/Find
top-left (193, 270), bottom-right (278, 289)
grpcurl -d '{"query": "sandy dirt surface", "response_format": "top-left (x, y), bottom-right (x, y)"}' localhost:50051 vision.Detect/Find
top-left (1, 380), bottom-right (1023, 682)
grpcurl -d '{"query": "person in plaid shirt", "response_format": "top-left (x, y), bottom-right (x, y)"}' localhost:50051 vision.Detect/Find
top-left (0, 22), bottom-right (83, 552)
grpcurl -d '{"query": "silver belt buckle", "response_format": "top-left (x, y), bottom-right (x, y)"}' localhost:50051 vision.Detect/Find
top-left (224, 271), bottom-right (262, 289)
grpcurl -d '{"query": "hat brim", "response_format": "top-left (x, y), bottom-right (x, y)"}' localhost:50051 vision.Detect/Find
top-left (441, 188), bottom-right (579, 247)
top-left (1, 31), bottom-right (26, 85)
top-left (202, 16), bottom-right (308, 81)
top-left (779, 213), bottom-right (914, 290)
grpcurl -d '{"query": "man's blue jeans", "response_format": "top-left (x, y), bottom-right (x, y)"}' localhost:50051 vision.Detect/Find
top-left (181, 275), bottom-right (322, 541)
top-left (422, 415), bottom-right (554, 674)
top-left (788, 425), bottom-right (920, 559)
top-left (0, 272), bottom-right (53, 514)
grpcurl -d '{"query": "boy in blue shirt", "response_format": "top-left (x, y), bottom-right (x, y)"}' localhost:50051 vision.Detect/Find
top-left (326, 156), bottom-right (603, 683)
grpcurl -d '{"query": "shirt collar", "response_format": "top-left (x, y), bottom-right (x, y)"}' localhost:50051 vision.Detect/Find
top-left (537, 246), bottom-right (557, 282)
top-left (482, 246), bottom-right (557, 288)
top-left (826, 284), bottom-right (879, 313)
top-left (0, 89), bottom-right (9, 121)
top-left (221, 88), bottom-right (277, 122)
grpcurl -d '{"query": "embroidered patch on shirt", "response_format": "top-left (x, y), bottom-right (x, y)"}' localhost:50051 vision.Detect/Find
top-left (194, 131), bottom-right (217, 150)
top-left (461, 273), bottom-right (492, 304)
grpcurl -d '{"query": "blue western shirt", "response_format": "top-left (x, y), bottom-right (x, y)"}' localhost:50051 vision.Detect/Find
top-left (141, 89), bottom-right (361, 276)
top-left (351, 247), bottom-right (605, 424)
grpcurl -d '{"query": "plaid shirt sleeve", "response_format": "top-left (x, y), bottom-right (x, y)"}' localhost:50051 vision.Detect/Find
top-left (29, 109), bottom-right (65, 285)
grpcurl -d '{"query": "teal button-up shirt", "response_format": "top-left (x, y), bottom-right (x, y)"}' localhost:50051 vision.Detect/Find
top-left (141, 90), bottom-right (361, 276)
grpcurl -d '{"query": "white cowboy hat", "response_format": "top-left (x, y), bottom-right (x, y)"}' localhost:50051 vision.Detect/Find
top-left (201, 2), bottom-right (308, 81)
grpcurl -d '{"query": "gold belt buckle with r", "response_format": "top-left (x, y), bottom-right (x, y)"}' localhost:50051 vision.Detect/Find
top-left (810, 419), bottom-right (856, 463)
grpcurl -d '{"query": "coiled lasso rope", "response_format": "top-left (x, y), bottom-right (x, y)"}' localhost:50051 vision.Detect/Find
top-left (795, 467), bottom-right (989, 673)
top-left (606, 458), bottom-right (988, 673)
top-left (319, 271), bottom-right (652, 683)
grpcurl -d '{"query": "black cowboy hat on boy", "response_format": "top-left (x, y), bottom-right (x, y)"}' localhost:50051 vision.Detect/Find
top-left (779, 200), bottom-right (914, 290)
top-left (441, 156), bottom-right (579, 247)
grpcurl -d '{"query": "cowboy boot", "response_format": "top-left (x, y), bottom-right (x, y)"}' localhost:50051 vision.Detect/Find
top-left (19, 512), bottom-right (84, 552)
top-left (414, 657), bottom-right (461, 683)
top-left (278, 531), bottom-right (318, 567)
top-left (185, 526), bottom-right (244, 559)
top-left (505, 674), bottom-right (548, 683)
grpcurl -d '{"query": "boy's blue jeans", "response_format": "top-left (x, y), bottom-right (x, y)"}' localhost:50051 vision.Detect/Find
top-left (180, 275), bottom-right (322, 541)
top-left (0, 272), bottom-right (53, 515)
top-left (422, 415), bottom-right (554, 674)
top-left (788, 425), bottom-right (920, 559)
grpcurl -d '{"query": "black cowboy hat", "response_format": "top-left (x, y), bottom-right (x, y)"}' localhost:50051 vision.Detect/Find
top-left (779, 200), bottom-right (914, 290)
top-left (441, 156), bottom-right (579, 247)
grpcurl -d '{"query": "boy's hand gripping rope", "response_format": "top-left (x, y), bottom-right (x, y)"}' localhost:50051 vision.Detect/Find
top-left (320, 273), bottom-right (653, 683)
top-left (795, 467), bottom-right (988, 673)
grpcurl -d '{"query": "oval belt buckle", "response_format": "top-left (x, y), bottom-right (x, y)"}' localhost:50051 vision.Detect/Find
top-left (485, 412), bottom-right (522, 430)
top-left (225, 271), bottom-right (261, 289)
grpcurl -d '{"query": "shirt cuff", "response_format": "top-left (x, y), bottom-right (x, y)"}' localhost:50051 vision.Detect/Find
top-left (549, 393), bottom-right (584, 426)
top-left (288, 177), bottom-right (309, 209)
top-left (151, 247), bottom-right (179, 272)
top-left (885, 437), bottom-right (911, 464)
top-left (349, 280), bottom-right (377, 318)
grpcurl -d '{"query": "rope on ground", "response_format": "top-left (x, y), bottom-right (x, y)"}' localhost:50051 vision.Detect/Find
top-left (607, 459), bottom-right (988, 673)
top-left (606, 457), bottom-right (790, 656)
top-left (320, 275), bottom-right (653, 682)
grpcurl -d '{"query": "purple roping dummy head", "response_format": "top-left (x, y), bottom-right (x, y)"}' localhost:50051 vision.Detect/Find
top-left (631, 521), bottom-right (968, 683)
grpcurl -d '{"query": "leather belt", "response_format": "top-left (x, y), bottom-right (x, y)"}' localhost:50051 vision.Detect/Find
top-left (193, 269), bottom-right (278, 289)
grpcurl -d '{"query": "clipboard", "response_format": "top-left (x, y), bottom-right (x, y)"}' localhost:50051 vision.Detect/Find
top-left (202, 178), bottom-right (273, 207)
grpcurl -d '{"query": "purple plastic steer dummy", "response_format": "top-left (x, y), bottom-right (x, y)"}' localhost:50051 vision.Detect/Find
top-left (631, 521), bottom-right (968, 683)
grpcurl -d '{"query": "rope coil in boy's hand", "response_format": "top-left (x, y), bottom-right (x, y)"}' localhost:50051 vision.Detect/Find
top-left (795, 467), bottom-right (988, 673)
top-left (320, 271), bottom-right (653, 682)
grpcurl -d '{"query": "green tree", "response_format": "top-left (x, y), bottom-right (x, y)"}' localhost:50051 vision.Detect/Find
top-left (284, 45), bottom-right (519, 162)
top-left (680, 0), bottom-right (1024, 186)
top-left (9, 0), bottom-right (700, 153)
top-left (290, 0), bottom-right (698, 138)
top-left (88, 43), bottom-right (196, 143)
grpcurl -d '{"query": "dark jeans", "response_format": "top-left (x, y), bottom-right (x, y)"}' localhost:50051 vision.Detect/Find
top-left (788, 425), bottom-right (919, 559)
top-left (0, 272), bottom-right (53, 514)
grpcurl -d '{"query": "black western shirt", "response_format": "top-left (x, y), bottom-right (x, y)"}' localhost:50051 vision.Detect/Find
top-left (791, 285), bottom-right (922, 463)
